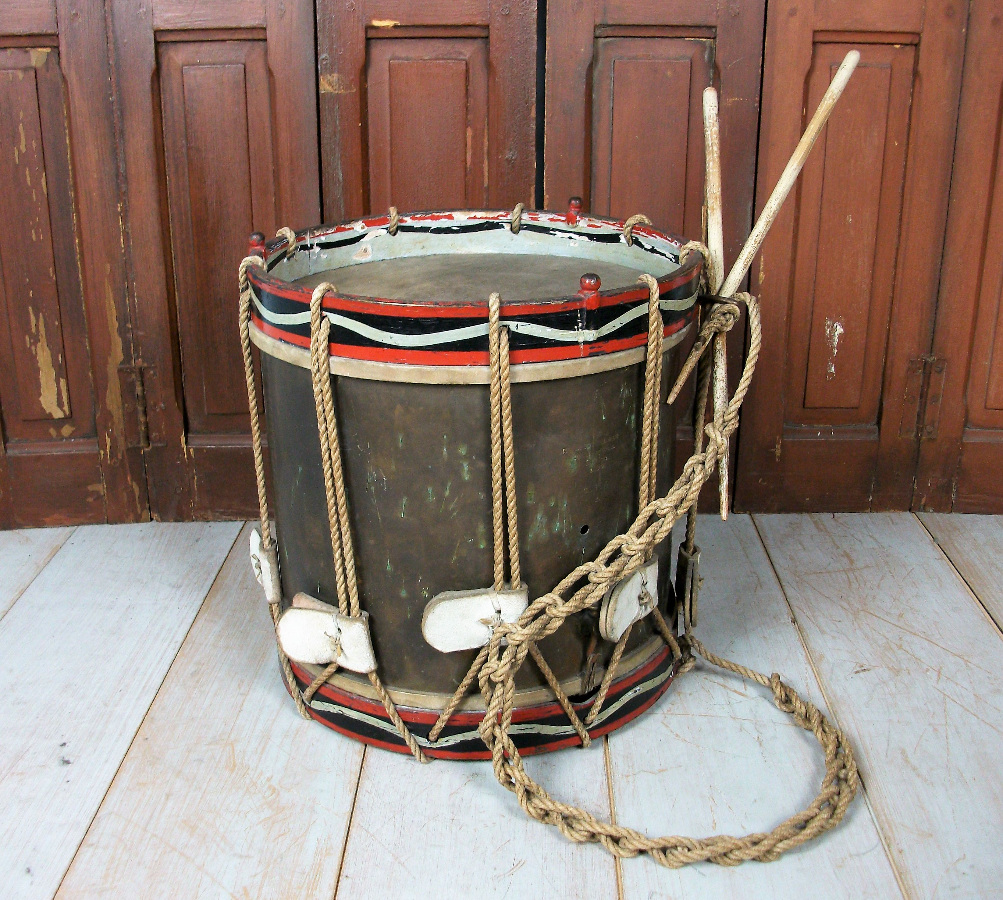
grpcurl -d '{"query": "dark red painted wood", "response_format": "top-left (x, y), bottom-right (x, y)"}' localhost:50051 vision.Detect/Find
top-left (366, 38), bottom-right (489, 212)
top-left (734, 0), bottom-right (970, 512)
top-left (545, 0), bottom-right (764, 511)
top-left (0, 1), bottom-right (149, 527)
top-left (317, 0), bottom-right (536, 220)
top-left (915, 0), bottom-right (1003, 512)
top-left (107, 0), bottom-right (319, 520)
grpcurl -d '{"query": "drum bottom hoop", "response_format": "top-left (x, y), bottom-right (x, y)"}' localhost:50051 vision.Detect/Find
top-left (287, 641), bottom-right (679, 760)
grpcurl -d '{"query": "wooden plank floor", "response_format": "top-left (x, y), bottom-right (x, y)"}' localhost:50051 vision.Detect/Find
top-left (1, 514), bottom-right (1000, 898)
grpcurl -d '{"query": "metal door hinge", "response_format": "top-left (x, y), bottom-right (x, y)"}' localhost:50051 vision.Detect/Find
top-left (899, 356), bottom-right (947, 441)
top-left (118, 363), bottom-right (151, 450)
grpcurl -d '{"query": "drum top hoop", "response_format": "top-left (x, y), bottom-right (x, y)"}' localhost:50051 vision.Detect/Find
top-left (245, 209), bottom-right (703, 368)
top-left (247, 208), bottom-right (701, 312)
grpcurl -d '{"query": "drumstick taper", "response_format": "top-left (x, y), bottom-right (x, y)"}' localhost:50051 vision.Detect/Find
top-left (702, 86), bottom-right (729, 520)
top-left (720, 49), bottom-right (860, 298)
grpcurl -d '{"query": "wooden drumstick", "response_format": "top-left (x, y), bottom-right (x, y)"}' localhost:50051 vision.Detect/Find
top-left (720, 49), bottom-right (860, 298)
top-left (702, 86), bottom-right (729, 520)
top-left (703, 87), bottom-right (726, 294)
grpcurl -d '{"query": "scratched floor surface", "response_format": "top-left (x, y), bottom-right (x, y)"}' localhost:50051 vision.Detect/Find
top-left (1, 514), bottom-right (1000, 899)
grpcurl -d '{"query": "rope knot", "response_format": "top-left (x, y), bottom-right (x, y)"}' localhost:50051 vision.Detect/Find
top-left (587, 567), bottom-right (617, 588)
top-left (618, 536), bottom-right (648, 559)
top-left (491, 620), bottom-right (516, 645)
top-left (703, 421), bottom-right (728, 455)
top-left (770, 674), bottom-right (799, 714)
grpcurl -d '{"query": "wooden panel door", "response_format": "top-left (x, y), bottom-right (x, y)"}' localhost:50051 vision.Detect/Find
top-left (0, 0), bottom-right (147, 527)
top-left (915, 0), bottom-right (1003, 512)
top-left (108, 0), bottom-right (319, 520)
top-left (735, 0), bottom-right (969, 511)
top-left (317, 0), bottom-right (537, 220)
top-left (544, 0), bottom-right (765, 497)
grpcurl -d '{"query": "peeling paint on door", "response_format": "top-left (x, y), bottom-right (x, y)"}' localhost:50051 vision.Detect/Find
top-left (27, 308), bottom-right (69, 418)
top-left (824, 317), bottom-right (845, 381)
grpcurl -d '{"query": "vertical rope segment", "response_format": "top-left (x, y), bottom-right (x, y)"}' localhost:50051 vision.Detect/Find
top-left (488, 293), bottom-right (507, 591)
top-left (586, 273), bottom-right (664, 727)
top-left (309, 284), bottom-right (352, 616)
top-left (239, 254), bottom-right (310, 720)
top-left (431, 291), bottom-right (537, 742)
top-left (305, 281), bottom-right (427, 762)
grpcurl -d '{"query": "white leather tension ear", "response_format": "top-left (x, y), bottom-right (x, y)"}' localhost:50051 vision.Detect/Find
top-left (422, 586), bottom-right (529, 653)
top-left (249, 528), bottom-right (282, 605)
top-left (277, 592), bottom-right (376, 673)
top-left (600, 559), bottom-right (658, 642)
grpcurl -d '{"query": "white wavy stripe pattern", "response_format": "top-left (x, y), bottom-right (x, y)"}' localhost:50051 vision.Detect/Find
top-left (251, 290), bottom-right (696, 349)
top-left (306, 665), bottom-right (673, 749)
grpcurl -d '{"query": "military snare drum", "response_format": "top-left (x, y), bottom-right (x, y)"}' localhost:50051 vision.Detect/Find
top-left (242, 205), bottom-right (702, 759)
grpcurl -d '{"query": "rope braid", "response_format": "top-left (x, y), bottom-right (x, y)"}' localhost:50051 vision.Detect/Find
top-left (499, 326), bottom-right (521, 588)
top-left (488, 292), bottom-right (507, 591)
top-left (584, 272), bottom-right (664, 728)
top-left (638, 273), bottom-right (664, 510)
top-left (309, 284), bottom-right (353, 615)
top-left (679, 241), bottom-right (714, 625)
top-left (430, 291), bottom-right (533, 742)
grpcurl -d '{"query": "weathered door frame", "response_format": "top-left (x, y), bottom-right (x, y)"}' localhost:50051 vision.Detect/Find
top-left (107, 0), bottom-right (319, 520)
top-left (734, 0), bottom-right (970, 512)
top-left (913, 0), bottom-right (1003, 512)
top-left (0, 0), bottom-right (146, 527)
top-left (316, 0), bottom-right (537, 222)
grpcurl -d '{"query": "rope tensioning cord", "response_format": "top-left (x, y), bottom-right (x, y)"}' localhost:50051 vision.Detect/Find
top-left (428, 289), bottom-right (590, 744)
top-left (468, 274), bottom-right (858, 866)
top-left (430, 270), bottom-right (667, 747)
top-left (239, 215), bottom-right (858, 868)
top-left (241, 250), bottom-right (429, 762)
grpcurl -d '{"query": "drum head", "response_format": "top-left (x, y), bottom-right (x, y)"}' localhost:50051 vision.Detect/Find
top-left (292, 252), bottom-right (653, 303)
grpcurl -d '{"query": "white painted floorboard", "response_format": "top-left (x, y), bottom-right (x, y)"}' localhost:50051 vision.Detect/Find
top-left (919, 513), bottom-right (1003, 633)
top-left (0, 522), bottom-right (240, 900)
top-left (58, 524), bottom-right (366, 899)
top-left (0, 526), bottom-right (73, 620)
top-left (335, 714), bottom-right (618, 899)
top-left (4, 513), bottom-right (1003, 899)
top-left (610, 516), bottom-right (902, 899)
top-left (755, 513), bottom-right (1003, 899)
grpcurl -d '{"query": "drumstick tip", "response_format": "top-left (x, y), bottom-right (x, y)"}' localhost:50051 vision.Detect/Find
top-left (831, 51), bottom-right (860, 89)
